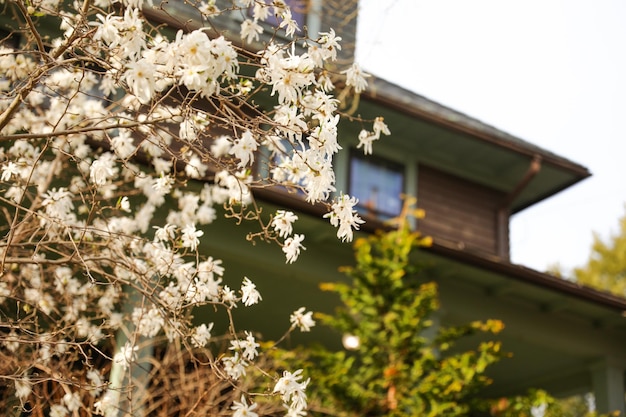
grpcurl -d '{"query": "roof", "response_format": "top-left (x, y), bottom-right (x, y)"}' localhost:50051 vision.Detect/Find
top-left (427, 237), bottom-right (626, 314)
top-left (359, 76), bottom-right (592, 213)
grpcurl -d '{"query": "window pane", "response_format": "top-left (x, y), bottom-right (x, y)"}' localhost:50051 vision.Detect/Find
top-left (349, 155), bottom-right (404, 219)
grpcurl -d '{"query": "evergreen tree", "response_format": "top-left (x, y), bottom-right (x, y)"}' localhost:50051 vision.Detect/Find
top-left (283, 207), bottom-right (505, 416)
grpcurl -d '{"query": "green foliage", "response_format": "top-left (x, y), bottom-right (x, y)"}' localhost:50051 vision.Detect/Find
top-left (573, 212), bottom-right (626, 297)
top-left (283, 215), bottom-right (505, 416)
top-left (485, 389), bottom-right (617, 417)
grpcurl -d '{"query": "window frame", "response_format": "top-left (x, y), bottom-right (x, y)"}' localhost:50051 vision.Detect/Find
top-left (347, 149), bottom-right (406, 221)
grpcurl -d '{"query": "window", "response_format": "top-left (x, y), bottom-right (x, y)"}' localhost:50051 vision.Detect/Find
top-left (349, 152), bottom-right (404, 220)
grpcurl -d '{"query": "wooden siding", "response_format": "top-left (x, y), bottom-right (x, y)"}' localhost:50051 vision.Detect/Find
top-left (417, 165), bottom-right (509, 257)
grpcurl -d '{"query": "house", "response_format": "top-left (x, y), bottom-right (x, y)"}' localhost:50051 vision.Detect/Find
top-left (161, 1), bottom-right (626, 414)
top-left (1, 0), bottom-right (624, 414)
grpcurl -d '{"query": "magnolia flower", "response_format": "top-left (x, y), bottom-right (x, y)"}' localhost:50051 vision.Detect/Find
top-left (118, 196), bottom-right (131, 212)
top-left (357, 117), bottom-right (391, 155)
top-left (222, 353), bottom-right (248, 380)
top-left (153, 173), bottom-right (175, 195)
top-left (271, 210), bottom-right (298, 238)
top-left (278, 8), bottom-right (299, 38)
top-left (290, 307), bottom-right (315, 332)
top-left (49, 404), bottom-right (68, 417)
top-left (210, 135), bottom-right (232, 157)
top-left (190, 323), bottom-right (214, 348)
top-left (241, 277), bottom-right (262, 306)
top-left (94, 391), bottom-right (119, 417)
top-left (124, 58), bottom-right (156, 104)
top-left (181, 224), bottom-right (203, 251)
top-left (357, 129), bottom-right (376, 156)
top-left (221, 285), bottom-right (237, 307)
top-left (89, 153), bottom-right (116, 186)
top-left (342, 62), bottom-right (370, 94)
top-left (283, 234), bottom-right (305, 263)
top-left (92, 13), bottom-right (122, 46)
top-left (113, 342), bottom-right (138, 370)
top-left (86, 370), bottom-right (105, 397)
top-left (110, 130), bottom-right (136, 159)
top-left (179, 119), bottom-right (198, 142)
top-left (199, 0), bottom-right (220, 16)
top-left (232, 395), bottom-right (259, 417)
top-left (1, 161), bottom-right (20, 181)
top-left (241, 19), bottom-right (263, 44)
top-left (273, 369), bottom-right (310, 412)
top-left (63, 391), bottom-right (81, 412)
top-left (185, 154), bottom-right (208, 179)
top-left (324, 195), bottom-right (364, 242)
top-left (317, 28), bottom-right (342, 61)
top-left (132, 307), bottom-right (164, 338)
top-left (229, 130), bottom-right (258, 168)
top-left (14, 376), bottom-right (31, 401)
top-left (373, 116), bottom-right (391, 137)
top-left (229, 331), bottom-right (260, 361)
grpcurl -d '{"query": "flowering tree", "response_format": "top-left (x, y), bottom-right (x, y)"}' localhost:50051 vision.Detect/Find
top-left (0, 0), bottom-right (385, 415)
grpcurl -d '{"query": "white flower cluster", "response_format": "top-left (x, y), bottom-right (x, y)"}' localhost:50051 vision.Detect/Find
top-left (290, 307), bottom-right (316, 332)
top-left (274, 369), bottom-right (310, 416)
top-left (324, 195), bottom-right (365, 242)
top-left (0, 0), bottom-right (388, 414)
top-left (357, 116), bottom-right (391, 155)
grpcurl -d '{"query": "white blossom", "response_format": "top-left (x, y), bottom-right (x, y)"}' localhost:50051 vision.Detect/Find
top-left (241, 277), bottom-right (262, 306)
top-left (181, 223), bottom-right (204, 251)
top-left (290, 307), bottom-right (315, 332)
top-left (210, 135), bottom-right (232, 157)
top-left (272, 210), bottom-right (298, 238)
top-left (342, 62), bottom-right (370, 94)
top-left (229, 130), bottom-right (258, 168)
top-left (94, 391), bottom-right (120, 417)
top-left (1, 161), bottom-right (20, 181)
top-left (324, 195), bottom-right (364, 243)
top-left (63, 391), bottom-right (81, 412)
top-left (222, 353), bottom-right (248, 380)
top-left (232, 395), bottom-right (259, 417)
top-left (86, 369), bottom-right (105, 397)
top-left (49, 404), bottom-right (68, 417)
top-left (190, 323), bottom-right (214, 348)
top-left (132, 306), bottom-right (164, 337)
top-left (125, 58), bottom-right (155, 104)
top-left (230, 331), bottom-right (260, 361)
top-left (0, 0), bottom-right (386, 412)
top-left (89, 153), bottom-right (117, 186)
top-left (273, 369), bottom-right (310, 413)
top-left (154, 223), bottom-right (177, 242)
top-left (241, 19), bottom-right (263, 44)
top-left (283, 234), bottom-right (305, 263)
top-left (185, 154), bottom-right (208, 179)
top-left (119, 196), bottom-right (131, 212)
top-left (14, 376), bottom-right (31, 401)
top-left (113, 342), bottom-right (138, 370)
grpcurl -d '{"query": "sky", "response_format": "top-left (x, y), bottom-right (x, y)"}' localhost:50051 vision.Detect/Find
top-left (355, 0), bottom-right (626, 274)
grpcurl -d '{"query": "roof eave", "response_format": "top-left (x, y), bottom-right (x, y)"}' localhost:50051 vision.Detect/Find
top-left (425, 239), bottom-right (626, 313)
top-left (361, 77), bottom-right (592, 211)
